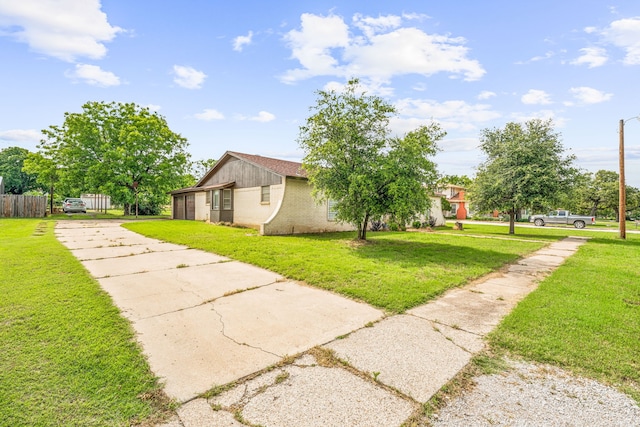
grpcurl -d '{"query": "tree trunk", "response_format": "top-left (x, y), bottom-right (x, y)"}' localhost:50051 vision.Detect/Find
top-left (358, 213), bottom-right (370, 240)
top-left (509, 209), bottom-right (516, 235)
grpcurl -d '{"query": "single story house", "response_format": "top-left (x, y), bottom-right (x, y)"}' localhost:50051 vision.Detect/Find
top-left (171, 151), bottom-right (445, 235)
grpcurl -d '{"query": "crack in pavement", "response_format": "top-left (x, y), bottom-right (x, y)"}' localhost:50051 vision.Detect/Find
top-left (210, 301), bottom-right (282, 359)
top-left (133, 279), bottom-right (284, 321)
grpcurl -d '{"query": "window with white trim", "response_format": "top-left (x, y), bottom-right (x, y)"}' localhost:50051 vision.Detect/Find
top-left (261, 185), bottom-right (270, 203)
top-left (222, 189), bottom-right (232, 210)
top-left (212, 190), bottom-right (220, 210)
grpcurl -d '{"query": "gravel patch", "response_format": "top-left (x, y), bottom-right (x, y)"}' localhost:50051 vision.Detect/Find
top-left (431, 359), bottom-right (640, 427)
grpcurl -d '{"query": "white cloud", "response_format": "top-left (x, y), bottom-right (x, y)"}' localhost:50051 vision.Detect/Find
top-left (172, 65), bottom-right (207, 89)
top-left (236, 111), bottom-right (276, 122)
top-left (521, 89), bottom-right (552, 105)
top-left (439, 137), bottom-right (479, 152)
top-left (194, 109), bottom-right (224, 121)
top-left (477, 90), bottom-right (496, 100)
top-left (0, 0), bottom-right (122, 62)
top-left (510, 110), bottom-right (567, 128)
top-left (233, 31), bottom-right (253, 52)
top-left (65, 63), bottom-right (120, 86)
top-left (251, 111), bottom-right (276, 122)
top-left (392, 98), bottom-right (501, 134)
top-left (568, 86), bottom-right (613, 105)
top-left (352, 13), bottom-right (402, 38)
top-left (571, 47), bottom-right (608, 68)
top-left (601, 17), bottom-right (640, 65)
top-left (0, 129), bottom-right (41, 143)
top-left (281, 13), bottom-right (350, 83)
top-left (281, 13), bottom-right (485, 84)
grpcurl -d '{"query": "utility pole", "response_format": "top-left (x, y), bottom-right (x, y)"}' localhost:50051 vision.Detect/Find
top-left (619, 119), bottom-right (626, 239)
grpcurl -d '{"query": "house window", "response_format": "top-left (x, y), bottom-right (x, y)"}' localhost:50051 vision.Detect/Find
top-left (212, 190), bottom-right (220, 210)
top-left (222, 189), bottom-right (232, 210)
top-left (327, 199), bottom-right (338, 221)
top-left (206, 191), bottom-right (211, 204)
top-left (261, 186), bottom-right (270, 203)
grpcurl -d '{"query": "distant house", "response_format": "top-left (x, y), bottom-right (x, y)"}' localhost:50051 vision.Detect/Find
top-left (170, 151), bottom-right (354, 235)
top-left (442, 184), bottom-right (471, 219)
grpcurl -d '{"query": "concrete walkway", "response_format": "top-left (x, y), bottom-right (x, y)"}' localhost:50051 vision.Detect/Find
top-left (55, 220), bottom-right (586, 427)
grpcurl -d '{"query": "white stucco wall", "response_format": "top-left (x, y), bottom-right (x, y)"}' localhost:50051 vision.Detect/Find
top-left (261, 178), bottom-right (355, 235)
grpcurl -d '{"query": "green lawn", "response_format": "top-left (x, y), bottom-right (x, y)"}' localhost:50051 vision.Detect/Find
top-left (124, 220), bottom-right (552, 313)
top-left (0, 219), bottom-right (172, 427)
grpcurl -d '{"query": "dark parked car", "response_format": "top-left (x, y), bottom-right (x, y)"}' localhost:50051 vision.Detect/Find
top-left (63, 198), bottom-right (87, 213)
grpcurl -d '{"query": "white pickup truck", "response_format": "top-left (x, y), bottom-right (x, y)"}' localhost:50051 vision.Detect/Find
top-left (529, 210), bottom-right (595, 229)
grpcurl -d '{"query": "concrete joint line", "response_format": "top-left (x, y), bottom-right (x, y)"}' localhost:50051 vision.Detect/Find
top-left (422, 316), bottom-right (484, 340)
top-left (428, 319), bottom-right (477, 354)
top-left (210, 302), bottom-right (282, 359)
top-left (93, 260), bottom-right (231, 279)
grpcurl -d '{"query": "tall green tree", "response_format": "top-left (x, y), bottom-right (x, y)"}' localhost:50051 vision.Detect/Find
top-left (298, 79), bottom-right (444, 240)
top-left (577, 170), bottom-right (639, 221)
top-left (471, 119), bottom-right (577, 234)
top-left (35, 101), bottom-right (191, 214)
top-left (0, 146), bottom-right (39, 194)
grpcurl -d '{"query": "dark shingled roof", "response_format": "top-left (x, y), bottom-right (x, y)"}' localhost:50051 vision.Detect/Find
top-left (228, 151), bottom-right (307, 178)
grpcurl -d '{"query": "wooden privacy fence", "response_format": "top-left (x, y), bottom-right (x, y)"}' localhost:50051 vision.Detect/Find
top-left (0, 194), bottom-right (47, 218)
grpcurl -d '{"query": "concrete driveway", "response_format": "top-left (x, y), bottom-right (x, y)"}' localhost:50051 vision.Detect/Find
top-left (55, 220), bottom-right (382, 402)
top-left (56, 220), bottom-right (588, 426)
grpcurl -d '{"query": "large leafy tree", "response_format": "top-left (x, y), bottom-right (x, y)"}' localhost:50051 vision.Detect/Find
top-left (35, 101), bottom-right (191, 214)
top-left (0, 146), bottom-right (40, 194)
top-left (471, 119), bottom-right (577, 234)
top-left (576, 170), bottom-right (639, 221)
top-left (298, 79), bottom-right (444, 240)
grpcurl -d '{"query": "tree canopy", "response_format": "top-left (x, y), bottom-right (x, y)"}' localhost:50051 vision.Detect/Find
top-left (0, 146), bottom-right (40, 194)
top-left (298, 79), bottom-right (444, 240)
top-left (471, 119), bottom-right (577, 234)
top-left (30, 101), bottom-right (191, 214)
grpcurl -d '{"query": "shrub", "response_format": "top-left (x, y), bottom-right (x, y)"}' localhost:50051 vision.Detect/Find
top-left (412, 220), bottom-right (422, 229)
top-left (370, 220), bottom-right (385, 231)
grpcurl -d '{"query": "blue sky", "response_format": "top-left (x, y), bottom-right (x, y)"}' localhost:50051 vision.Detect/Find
top-left (1, 0), bottom-right (640, 186)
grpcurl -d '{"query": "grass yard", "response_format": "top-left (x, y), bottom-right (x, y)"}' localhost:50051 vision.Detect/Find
top-left (489, 233), bottom-right (640, 402)
top-left (0, 219), bottom-right (172, 427)
top-left (124, 220), bottom-right (553, 313)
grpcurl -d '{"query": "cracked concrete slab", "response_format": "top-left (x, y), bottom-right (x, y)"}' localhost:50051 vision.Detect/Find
top-left (468, 274), bottom-right (537, 302)
top-left (408, 288), bottom-right (512, 336)
top-left (221, 360), bottom-right (416, 427)
top-left (134, 303), bottom-right (281, 402)
top-left (212, 281), bottom-right (383, 356)
top-left (99, 262), bottom-right (284, 320)
top-left (325, 315), bottom-right (474, 402)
